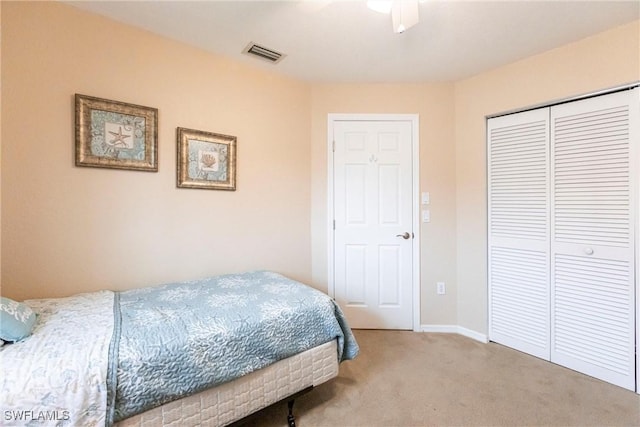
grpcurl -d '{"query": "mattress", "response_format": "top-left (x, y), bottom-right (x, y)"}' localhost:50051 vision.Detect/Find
top-left (115, 339), bottom-right (339, 427)
top-left (111, 271), bottom-right (359, 423)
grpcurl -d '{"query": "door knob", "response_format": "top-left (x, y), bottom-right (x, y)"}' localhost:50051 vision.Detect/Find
top-left (584, 247), bottom-right (594, 255)
top-left (396, 232), bottom-right (411, 240)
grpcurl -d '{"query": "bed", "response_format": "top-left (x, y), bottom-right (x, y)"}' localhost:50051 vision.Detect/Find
top-left (0, 271), bottom-right (359, 427)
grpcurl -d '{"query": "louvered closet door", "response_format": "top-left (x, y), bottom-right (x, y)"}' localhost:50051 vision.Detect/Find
top-left (550, 89), bottom-right (637, 391)
top-left (488, 108), bottom-right (551, 360)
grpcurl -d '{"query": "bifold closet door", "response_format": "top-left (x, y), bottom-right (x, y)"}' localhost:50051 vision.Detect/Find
top-left (550, 89), bottom-right (637, 391)
top-left (488, 108), bottom-right (551, 360)
top-left (489, 88), bottom-right (638, 391)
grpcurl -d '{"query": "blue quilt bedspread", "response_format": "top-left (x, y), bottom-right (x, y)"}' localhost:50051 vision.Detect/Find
top-left (108, 271), bottom-right (359, 423)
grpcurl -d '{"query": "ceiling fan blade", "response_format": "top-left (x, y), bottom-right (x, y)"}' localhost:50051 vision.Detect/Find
top-left (391, 0), bottom-right (419, 33)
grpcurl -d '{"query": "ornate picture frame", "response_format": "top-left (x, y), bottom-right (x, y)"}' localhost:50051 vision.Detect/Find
top-left (75, 94), bottom-right (158, 172)
top-left (176, 127), bottom-right (237, 191)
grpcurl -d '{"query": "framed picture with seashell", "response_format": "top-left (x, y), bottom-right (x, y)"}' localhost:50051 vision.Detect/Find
top-left (75, 94), bottom-right (158, 172)
top-left (176, 127), bottom-right (237, 190)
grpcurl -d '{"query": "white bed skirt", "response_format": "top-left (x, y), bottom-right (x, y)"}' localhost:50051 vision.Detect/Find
top-left (115, 339), bottom-right (339, 427)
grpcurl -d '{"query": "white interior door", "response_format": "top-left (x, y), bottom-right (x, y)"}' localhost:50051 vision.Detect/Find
top-left (488, 88), bottom-right (638, 392)
top-left (550, 89), bottom-right (637, 391)
top-left (488, 108), bottom-right (551, 360)
top-left (332, 119), bottom-right (414, 329)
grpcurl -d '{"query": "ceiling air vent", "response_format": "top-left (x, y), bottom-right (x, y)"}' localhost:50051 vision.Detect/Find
top-left (242, 42), bottom-right (286, 64)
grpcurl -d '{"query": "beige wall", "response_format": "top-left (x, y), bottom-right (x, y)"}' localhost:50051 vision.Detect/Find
top-left (2, 2), bottom-right (638, 334)
top-left (454, 20), bottom-right (640, 334)
top-left (1, 2), bottom-right (312, 300)
top-left (310, 84), bottom-right (457, 325)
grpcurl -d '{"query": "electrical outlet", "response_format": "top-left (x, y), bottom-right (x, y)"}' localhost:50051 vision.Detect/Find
top-left (437, 282), bottom-right (446, 295)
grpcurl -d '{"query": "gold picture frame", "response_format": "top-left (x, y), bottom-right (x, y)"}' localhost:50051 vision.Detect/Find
top-left (75, 94), bottom-right (158, 171)
top-left (176, 127), bottom-right (237, 191)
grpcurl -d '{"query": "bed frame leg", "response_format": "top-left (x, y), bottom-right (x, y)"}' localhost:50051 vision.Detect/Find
top-left (287, 399), bottom-right (296, 427)
top-left (284, 386), bottom-right (313, 427)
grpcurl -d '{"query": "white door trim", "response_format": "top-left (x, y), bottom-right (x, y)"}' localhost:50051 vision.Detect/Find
top-left (327, 113), bottom-right (420, 331)
top-left (631, 88), bottom-right (640, 394)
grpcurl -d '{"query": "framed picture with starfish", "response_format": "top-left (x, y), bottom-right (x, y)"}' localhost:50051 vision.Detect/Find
top-left (75, 94), bottom-right (158, 171)
top-left (176, 127), bottom-right (237, 190)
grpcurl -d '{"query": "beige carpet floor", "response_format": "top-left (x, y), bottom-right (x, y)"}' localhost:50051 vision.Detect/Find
top-left (249, 329), bottom-right (640, 426)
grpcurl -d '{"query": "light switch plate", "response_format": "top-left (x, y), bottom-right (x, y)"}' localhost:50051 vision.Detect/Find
top-left (421, 192), bottom-right (430, 205)
top-left (422, 210), bottom-right (430, 223)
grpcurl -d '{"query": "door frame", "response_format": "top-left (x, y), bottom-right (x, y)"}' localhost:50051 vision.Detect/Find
top-left (327, 113), bottom-right (420, 331)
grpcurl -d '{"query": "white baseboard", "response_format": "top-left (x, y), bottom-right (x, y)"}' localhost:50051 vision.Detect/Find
top-left (457, 326), bottom-right (489, 343)
top-left (420, 324), bottom-right (489, 344)
top-left (419, 324), bottom-right (458, 334)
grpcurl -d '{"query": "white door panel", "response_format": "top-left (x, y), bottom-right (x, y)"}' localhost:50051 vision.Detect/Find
top-left (488, 108), bottom-right (551, 360)
top-left (333, 120), bottom-right (413, 330)
top-left (488, 88), bottom-right (637, 391)
top-left (550, 90), bottom-right (636, 391)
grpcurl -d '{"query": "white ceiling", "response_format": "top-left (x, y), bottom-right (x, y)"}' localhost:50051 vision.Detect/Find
top-left (66, 0), bottom-right (640, 83)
